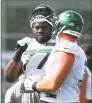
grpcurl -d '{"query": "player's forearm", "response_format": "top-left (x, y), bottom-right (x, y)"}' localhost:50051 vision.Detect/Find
top-left (36, 55), bottom-right (74, 92)
top-left (78, 71), bottom-right (88, 103)
top-left (36, 78), bottom-right (58, 92)
top-left (78, 72), bottom-right (88, 95)
top-left (78, 95), bottom-right (88, 103)
top-left (4, 59), bottom-right (21, 82)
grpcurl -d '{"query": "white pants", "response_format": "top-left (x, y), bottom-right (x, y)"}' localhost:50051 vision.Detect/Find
top-left (4, 79), bottom-right (79, 103)
top-left (4, 79), bottom-right (44, 103)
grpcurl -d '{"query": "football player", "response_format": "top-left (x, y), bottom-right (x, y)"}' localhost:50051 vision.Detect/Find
top-left (79, 44), bottom-right (92, 103)
top-left (4, 4), bottom-right (57, 103)
top-left (23, 10), bottom-right (87, 103)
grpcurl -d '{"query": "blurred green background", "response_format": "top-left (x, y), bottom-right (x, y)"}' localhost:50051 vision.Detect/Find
top-left (1, 0), bottom-right (92, 102)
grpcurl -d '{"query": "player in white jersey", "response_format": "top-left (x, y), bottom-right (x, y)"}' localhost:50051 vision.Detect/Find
top-left (22, 10), bottom-right (87, 103)
top-left (4, 4), bottom-right (56, 103)
top-left (79, 45), bottom-right (92, 103)
top-left (86, 67), bottom-right (92, 102)
top-left (86, 45), bottom-right (92, 103)
top-left (86, 45), bottom-right (92, 73)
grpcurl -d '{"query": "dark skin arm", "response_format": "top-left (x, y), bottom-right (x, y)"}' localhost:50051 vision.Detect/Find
top-left (4, 59), bottom-right (23, 82)
top-left (36, 51), bottom-right (74, 92)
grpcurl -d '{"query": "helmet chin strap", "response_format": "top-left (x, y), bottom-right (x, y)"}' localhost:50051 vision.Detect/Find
top-left (57, 25), bottom-right (66, 35)
top-left (56, 25), bottom-right (66, 41)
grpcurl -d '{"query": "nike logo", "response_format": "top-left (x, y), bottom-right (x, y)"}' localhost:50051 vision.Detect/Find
top-left (64, 47), bottom-right (69, 49)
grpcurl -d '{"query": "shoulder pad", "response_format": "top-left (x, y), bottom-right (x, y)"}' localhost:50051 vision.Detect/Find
top-left (55, 41), bottom-right (79, 55)
top-left (46, 39), bottom-right (56, 46)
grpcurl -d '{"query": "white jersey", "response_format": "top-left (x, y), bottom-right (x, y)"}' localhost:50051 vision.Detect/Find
top-left (86, 67), bottom-right (92, 100)
top-left (40, 40), bottom-right (87, 102)
top-left (21, 38), bottom-right (55, 81)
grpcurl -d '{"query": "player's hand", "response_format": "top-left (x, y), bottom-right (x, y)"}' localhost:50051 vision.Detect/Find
top-left (13, 37), bottom-right (32, 62)
top-left (24, 78), bottom-right (35, 91)
top-left (20, 78), bottom-right (35, 93)
top-left (16, 37), bottom-right (32, 53)
top-left (17, 37), bottom-right (32, 47)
